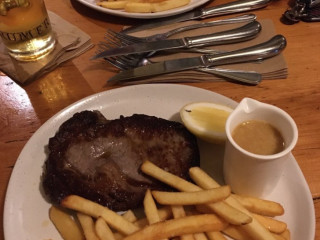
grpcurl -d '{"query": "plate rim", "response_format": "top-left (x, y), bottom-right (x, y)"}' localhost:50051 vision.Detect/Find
top-left (75, 0), bottom-right (210, 19)
top-left (3, 84), bottom-right (315, 240)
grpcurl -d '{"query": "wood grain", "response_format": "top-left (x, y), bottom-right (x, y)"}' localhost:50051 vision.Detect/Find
top-left (0, 0), bottom-right (319, 239)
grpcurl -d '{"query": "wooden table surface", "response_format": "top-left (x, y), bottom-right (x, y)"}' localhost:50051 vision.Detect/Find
top-left (0, 0), bottom-right (319, 239)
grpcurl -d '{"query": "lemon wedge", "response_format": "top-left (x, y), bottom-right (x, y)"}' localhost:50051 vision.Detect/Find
top-left (180, 102), bottom-right (234, 143)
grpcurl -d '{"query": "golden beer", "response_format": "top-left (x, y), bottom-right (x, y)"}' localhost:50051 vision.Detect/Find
top-left (0, 0), bottom-right (56, 61)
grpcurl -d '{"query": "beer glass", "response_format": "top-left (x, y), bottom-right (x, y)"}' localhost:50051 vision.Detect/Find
top-left (0, 0), bottom-right (56, 61)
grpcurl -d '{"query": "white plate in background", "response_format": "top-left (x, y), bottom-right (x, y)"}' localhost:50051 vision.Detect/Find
top-left (4, 84), bottom-right (315, 240)
top-left (76, 0), bottom-right (210, 19)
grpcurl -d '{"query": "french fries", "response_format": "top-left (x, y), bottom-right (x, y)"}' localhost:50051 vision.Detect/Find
top-left (77, 212), bottom-right (100, 240)
top-left (122, 214), bottom-right (227, 240)
top-left (194, 233), bottom-right (208, 240)
top-left (95, 217), bottom-right (116, 240)
top-left (50, 163), bottom-right (290, 240)
top-left (196, 207), bottom-right (287, 235)
top-left (134, 206), bottom-right (172, 228)
top-left (125, 2), bottom-right (153, 13)
top-left (206, 231), bottom-right (227, 240)
top-left (144, 189), bottom-right (161, 224)
top-left (280, 229), bottom-right (291, 240)
top-left (97, 0), bottom-right (190, 13)
top-left (171, 205), bottom-right (195, 240)
top-left (49, 205), bottom-right (84, 240)
top-left (223, 225), bottom-right (250, 240)
top-left (189, 167), bottom-right (289, 240)
top-left (141, 160), bottom-right (252, 225)
top-left (252, 214), bottom-right (287, 234)
top-left (232, 195), bottom-right (285, 217)
top-left (61, 195), bottom-right (140, 235)
top-left (172, 205), bottom-right (226, 240)
top-left (152, 186), bottom-right (231, 205)
top-left (122, 210), bottom-right (138, 223)
top-left (98, 1), bottom-right (127, 9)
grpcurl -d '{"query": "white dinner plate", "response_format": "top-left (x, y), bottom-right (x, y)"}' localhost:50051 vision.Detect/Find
top-left (76, 0), bottom-right (210, 19)
top-left (4, 84), bottom-right (315, 240)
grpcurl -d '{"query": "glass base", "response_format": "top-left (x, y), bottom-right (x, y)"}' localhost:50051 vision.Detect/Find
top-left (7, 35), bottom-right (56, 62)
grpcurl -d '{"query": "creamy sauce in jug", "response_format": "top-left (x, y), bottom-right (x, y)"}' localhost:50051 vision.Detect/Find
top-left (232, 120), bottom-right (285, 155)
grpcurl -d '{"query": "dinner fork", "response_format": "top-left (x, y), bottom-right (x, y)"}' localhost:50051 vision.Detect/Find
top-left (104, 53), bottom-right (262, 85)
top-left (104, 14), bottom-right (256, 45)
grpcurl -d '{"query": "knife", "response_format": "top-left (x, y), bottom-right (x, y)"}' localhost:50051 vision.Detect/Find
top-left (121, 0), bottom-right (272, 34)
top-left (92, 21), bottom-right (261, 59)
top-left (107, 35), bottom-right (286, 85)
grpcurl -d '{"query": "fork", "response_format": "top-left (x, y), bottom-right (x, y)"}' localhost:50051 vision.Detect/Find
top-left (104, 14), bottom-right (256, 45)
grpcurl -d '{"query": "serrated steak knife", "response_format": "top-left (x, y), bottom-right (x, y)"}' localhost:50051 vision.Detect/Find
top-left (107, 35), bottom-right (286, 85)
top-left (92, 21), bottom-right (261, 59)
top-left (121, 0), bottom-right (272, 34)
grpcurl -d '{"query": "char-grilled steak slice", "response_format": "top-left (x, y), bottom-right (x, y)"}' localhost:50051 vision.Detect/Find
top-left (42, 110), bottom-right (200, 211)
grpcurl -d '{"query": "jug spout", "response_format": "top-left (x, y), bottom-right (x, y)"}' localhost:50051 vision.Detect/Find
top-left (236, 97), bottom-right (265, 114)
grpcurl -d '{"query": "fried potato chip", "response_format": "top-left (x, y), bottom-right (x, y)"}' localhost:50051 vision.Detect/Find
top-left (123, 214), bottom-right (227, 240)
top-left (206, 231), bottom-right (227, 240)
top-left (122, 210), bottom-right (138, 223)
top-left (98, 0), bottom-right (189, 12)
top-left (61, 195), bottom-right (140, 235)
top-left (125, 2), bottom-right (152, 12)
top-left (189, 167), bottom-right (278, 240)
top-left (98, 1), bottom-right (128, 9)
top-left (152, 186), bottom-right (231, 205)
top-left (223, 225), bottom-right (249, 240)
top-left (49, 205), bottom-right (84, 240)
top-left (252, 214), bottom-right (287, 234)
top-left (223, 225), bottom-right (286, 240)
top-left (141, 161), bottom-right (251, 225)
top-left (232, 195), bottom-right (285, 217)
top-left (95, 217), bottom-right (116, 240)
top-left (77, 213), bottom-right (100, 240)
top-left (280, 229), bottom-right (291, 240)
top-left (114, 232), bottom-right (126, 240)
top-left (272, 233), bottom-right (286, 240)
top-left (197, 204), bottom-right (287, 234)
top-left (134, 206), bottom-right (172, 228)
top-left (144, 189), bottom-right (161, 224)
top-left (151, 0), bottom-right (189, 12)
top-left (171, 205), bottom-right (195, 240)
top-left (194, 233), bottom-right (208, 240)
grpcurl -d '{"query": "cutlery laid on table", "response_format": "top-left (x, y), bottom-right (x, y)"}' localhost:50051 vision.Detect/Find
top-left (96, 15), bottom-right (262, 84)
top-left (106, 35), bottom-right (286, 85)
top-left (92, 21), bottom-right (262, 59)
top-left (101, 48), bottom-right (263, 85)
top-left (121, 0), bottom-right (273, 33)
top-left (101, 47), bottom-right (263, 85)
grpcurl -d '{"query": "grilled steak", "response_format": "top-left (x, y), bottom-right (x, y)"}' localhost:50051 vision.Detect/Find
top-left (42, 110), bottom-right (200, 211)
